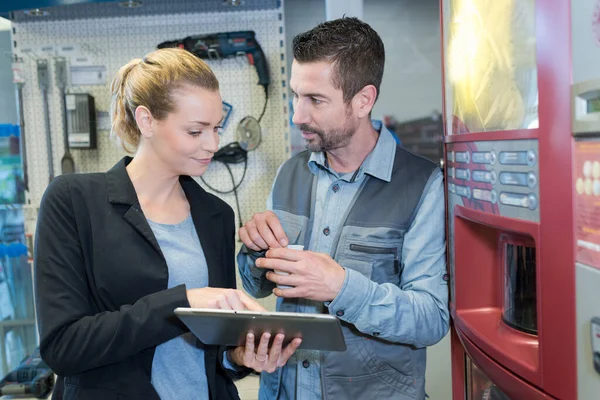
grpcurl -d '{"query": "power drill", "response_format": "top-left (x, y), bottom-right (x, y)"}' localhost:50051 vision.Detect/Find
top-left (158, 31), bottom-right (270, 91)
top-left (0, 347), bottom-right (54, 398)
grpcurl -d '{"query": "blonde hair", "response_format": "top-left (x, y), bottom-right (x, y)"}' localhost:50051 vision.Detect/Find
top-left (109, 47), bottom-right (219, 153)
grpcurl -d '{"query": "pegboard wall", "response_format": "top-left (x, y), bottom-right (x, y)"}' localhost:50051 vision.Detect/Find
top-left (11, 0), bottom-right (291, 222)
top-left (11, 0), bottom-right (291, 309)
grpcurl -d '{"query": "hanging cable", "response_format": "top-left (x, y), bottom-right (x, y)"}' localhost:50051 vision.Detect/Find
top-left (257, 85), bottom-right (269, 123)
top-left (200, 157), bottom-right (247, 229)
top-left (223, 163), bottom-right (243, 230)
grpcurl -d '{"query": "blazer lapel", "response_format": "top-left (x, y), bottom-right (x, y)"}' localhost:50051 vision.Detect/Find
top-left (122, 205), bottom-right (164, 257)
top-left (106, 157), bottom-right (163, 258)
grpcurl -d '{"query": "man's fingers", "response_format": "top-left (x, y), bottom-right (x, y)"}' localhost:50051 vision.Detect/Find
top-left (256, 258), bottom-right (296, 272)
top-left (241, 212), bottom-right (289, 251)
top-left (256, 219), bottom-right (283, 249)
top-left (279, 338), bottom-right (302, 367)
top-left (265, 271), bottom-right (301, 288)
top-left (239, 227), bottom-right (261, 252)
top-left (247, 223), bottom-right (270, 250)
top-left (265, 213), bottom-right (289, 247)
top-left (272, 286), bottom-right (303, 298)
top-left (266, 248), bottom-right (305, 262)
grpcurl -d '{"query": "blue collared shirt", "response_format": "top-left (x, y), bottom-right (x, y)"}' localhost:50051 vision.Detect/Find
top-left (263, 120), bottom-right (447, 399)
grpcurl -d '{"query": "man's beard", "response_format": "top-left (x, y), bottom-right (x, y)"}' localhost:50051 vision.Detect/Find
top-left (298, 118), bottom-right (358, 153)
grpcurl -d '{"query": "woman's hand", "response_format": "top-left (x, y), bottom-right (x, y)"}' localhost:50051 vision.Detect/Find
top-left (186, 288), bottom-right (265, 311)
top-left (186, 288), bottom-right (301, 372)
top-left (227, 332), bottom-right (302, 373)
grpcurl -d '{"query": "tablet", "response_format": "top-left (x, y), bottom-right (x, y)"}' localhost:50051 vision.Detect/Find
top-left (174, 307), bottom-right (346, 352)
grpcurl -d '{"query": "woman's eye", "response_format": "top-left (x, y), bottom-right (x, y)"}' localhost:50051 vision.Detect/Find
top-left (188, 131), bottom-right (202, 137)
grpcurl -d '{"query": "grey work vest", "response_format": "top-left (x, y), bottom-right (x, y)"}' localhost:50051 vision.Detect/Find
top-left (269, 145), bottom-right (438, 400)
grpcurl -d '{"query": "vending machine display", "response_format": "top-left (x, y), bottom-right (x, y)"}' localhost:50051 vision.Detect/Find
top-left (442, 0), bottom-right (538, 135)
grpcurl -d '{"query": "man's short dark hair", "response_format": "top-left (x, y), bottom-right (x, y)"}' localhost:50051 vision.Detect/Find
top-left (292, 17), bottom-right (385, 104)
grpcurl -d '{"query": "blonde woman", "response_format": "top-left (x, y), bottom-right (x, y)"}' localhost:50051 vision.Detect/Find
top-left (34, 48), bottom-right (300, 400)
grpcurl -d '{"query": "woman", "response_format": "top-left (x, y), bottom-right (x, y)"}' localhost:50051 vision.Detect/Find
top-left (34, 48), bottom-right (300, 400)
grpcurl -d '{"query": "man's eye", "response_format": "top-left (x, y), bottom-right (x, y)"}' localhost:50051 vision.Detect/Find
top-left (311, 98), bottom-right (322, 105)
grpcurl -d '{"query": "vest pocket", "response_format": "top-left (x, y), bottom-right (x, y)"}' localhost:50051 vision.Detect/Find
top-left (347, 242), bottom-right (401, 285)
top-left (325, 372), bottom-right (419, 400)
top-left (323, 333), bottom-right (419, 399)
top-left (349, 244), bottom-right (399, 272)
top-left (355, 336), bottom-right (419, 396)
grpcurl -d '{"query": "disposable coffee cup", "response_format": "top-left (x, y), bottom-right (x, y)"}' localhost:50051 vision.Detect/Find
top-left (274, 245), bottom-right (304, 289)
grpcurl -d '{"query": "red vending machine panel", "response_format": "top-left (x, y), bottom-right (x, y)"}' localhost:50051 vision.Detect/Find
top-left (441, 0), bottom-right (576, 398)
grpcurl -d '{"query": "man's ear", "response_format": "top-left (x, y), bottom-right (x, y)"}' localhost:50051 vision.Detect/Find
top-left (353, 84), bottom-right (377, 119)
top-left (135, 105), bottom-right (155, 139)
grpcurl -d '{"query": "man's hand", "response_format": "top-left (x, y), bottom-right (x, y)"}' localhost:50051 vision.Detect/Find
top-left (228, 332), bottom-right (302, 373)
top-left (239, 211), bottom-right (288, 251)
top-left (256, 248), bottom-right (346, 301)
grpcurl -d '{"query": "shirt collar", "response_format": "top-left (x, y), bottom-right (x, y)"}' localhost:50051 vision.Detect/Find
top-left (307, 119), bottom-right (396, 183)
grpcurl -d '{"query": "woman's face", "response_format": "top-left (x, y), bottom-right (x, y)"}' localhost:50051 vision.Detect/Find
top-left (148, 85), bottom-right (223, 177)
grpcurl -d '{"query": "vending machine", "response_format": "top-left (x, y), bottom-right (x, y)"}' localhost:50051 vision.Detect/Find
top-left (441, 0), bottom-right (581, 398)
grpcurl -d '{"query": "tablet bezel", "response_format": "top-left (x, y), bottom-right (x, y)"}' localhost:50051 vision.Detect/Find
top-left (174, 307), bottom-right (347, 352)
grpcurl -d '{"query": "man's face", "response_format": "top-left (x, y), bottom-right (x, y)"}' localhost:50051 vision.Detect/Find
top-left (290, 60), bottom-right (359, 152)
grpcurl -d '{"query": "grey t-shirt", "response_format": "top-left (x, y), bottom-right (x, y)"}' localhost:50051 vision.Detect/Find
top-left (148, 215), bottom-right (210, 399)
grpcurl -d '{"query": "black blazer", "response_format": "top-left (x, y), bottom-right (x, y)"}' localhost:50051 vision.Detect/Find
top-left (34, 157), bottom-right (244, 400)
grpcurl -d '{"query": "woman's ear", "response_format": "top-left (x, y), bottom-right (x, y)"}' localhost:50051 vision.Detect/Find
top-left (135, 105), bottom-right (155, 139)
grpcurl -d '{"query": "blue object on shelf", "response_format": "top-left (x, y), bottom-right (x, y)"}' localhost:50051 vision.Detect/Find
top-left (0, 125), bottom-right (24, 205)
top-left (6, 243), bottom-right (27, 257)
top-left (0, 125), bottom-right (19, 138)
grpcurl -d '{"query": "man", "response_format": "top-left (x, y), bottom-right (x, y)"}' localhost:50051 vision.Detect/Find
top-left (237, 17), bottom-right (448, 400)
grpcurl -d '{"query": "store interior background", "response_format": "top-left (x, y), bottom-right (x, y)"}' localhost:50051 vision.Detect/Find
top-left (0, 0), bottom-right (450, 398)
